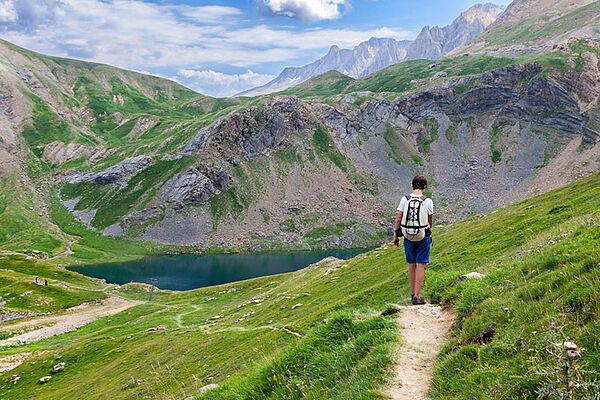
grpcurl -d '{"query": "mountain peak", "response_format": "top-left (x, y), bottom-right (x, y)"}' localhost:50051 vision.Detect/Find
top-left (236, 4), bottom-right (503, 97)
top-left (460, 3), bottom-right (505, 26)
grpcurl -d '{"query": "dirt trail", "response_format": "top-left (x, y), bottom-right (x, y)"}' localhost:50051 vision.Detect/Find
top-left (0, 296), bottom-right (143, 347)
top-left (385, 304), bottom-right (454, 400)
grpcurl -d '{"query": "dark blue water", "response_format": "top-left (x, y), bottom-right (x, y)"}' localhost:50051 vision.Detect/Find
top-left (69, 249), bottom-right (371, 291)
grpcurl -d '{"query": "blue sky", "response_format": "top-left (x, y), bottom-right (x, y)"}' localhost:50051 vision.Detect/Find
top-left (0, 0), bottom-right (512, 96)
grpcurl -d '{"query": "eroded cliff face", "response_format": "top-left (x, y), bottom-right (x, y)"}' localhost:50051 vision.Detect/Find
top-left (58, 51), bottom-right (600, 249)
top-left (3, 33), bottom-right (600, 252)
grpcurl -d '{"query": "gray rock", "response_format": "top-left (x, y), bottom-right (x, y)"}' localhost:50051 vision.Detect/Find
top-left (160, 168), bottom-right (218, 205)
top-left (65, 155), bottom-right (154, 186)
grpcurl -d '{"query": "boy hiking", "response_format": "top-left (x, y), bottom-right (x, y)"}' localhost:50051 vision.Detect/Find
top-left (393, 175), bottom-right (433, 305)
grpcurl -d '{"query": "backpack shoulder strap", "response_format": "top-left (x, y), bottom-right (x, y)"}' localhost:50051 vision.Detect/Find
top-left (420, 195), bottom-right (428, 201)
top-left (405, 194), bottom-right (411, 200)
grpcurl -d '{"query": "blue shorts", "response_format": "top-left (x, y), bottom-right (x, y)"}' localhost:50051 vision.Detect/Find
top-left (403, 236), bottom-right (431, 264)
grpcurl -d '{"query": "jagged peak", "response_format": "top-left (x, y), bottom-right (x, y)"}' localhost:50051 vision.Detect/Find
top-left (459, 3), bottom-right (505, 26)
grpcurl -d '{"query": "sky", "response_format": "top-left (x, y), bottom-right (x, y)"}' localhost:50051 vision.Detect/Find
top-left (0, 0), bottom-right (512, 97)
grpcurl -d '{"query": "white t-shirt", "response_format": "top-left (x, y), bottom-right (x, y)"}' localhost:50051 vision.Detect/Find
top-left (397, 194), bottom-right (434, 215)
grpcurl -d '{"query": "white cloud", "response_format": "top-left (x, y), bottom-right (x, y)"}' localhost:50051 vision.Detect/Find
top-left (176, 69), bottom-right (275, 97)
top-left (0, 0), bottom-right (416, 96)
top-left (0, 0), bottom-right (414, 70)
top-left (0, 0), bottom-right (17, 23)
top-left (258, 0), bottom-right (350, 23)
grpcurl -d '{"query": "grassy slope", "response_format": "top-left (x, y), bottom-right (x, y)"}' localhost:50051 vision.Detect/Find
top-left (470, 1), bottom-right (600, 49)
top-left (0, 39), bottom-right (252, 260)
top-left (0, 255), bottom-right (107, 322)
top-left (272, 44), bottom-right (587, 105)
top-left (1, 173), bottom-right (599, 399)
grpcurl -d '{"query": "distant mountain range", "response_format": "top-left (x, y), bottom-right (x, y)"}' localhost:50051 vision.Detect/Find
top-left (236, 3), bottom-right (505, 97)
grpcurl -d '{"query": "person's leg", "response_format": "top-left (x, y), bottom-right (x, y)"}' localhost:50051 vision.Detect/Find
top-left (404, 239), bottom-right (417, 299)
top-left (414, 263), bottom-right (427, 298)
top-left (408, 263), bottom-right (417, 296)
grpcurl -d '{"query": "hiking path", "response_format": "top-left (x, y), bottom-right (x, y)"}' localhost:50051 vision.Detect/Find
top-left (384, 303), bottom-right (454, 400)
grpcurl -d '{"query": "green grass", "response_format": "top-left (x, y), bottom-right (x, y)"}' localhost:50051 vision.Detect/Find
top-left (445, 124), bottom-right (459, 147)
top-left (2, 173), bottom-right (600, 399)
top-left (383, 123), bottom-right (404, 165)
top-left (21, 92), bottom-right (74, 157)
top-left (490, 124), bottom-right (511, 164)
top-left (60, 156), bottom-right (195, 230)
top-left (313, 124), bottom-right (349, 172)
top-left (280, 71), bottom-right (355, 99)
top-left (47, 192), bottom-right (173, 264)
top-left (305, 222), bottom-right (354, 241)
top-left (475, 2), bottom-right (600, 48)
top-left (200, 313), bottom-right (396, 400)
top-left (0, 176), bottom-right (68, 255)
top-left (0, 255), bottom-right (106, 316)
top-left (417, 118), bottom-right (440, 155)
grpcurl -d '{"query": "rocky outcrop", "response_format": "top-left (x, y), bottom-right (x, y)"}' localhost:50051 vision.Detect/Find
top-left (65, 155), bottom-right (154, 186)
top-left (41, 142), bottom-right (113, 165)
top-left (127, 117), bottom-right (158, 139)
top-left (159, 168), bottom-right (218, 205)
top-left (178, 96), bottom-right (316, 163)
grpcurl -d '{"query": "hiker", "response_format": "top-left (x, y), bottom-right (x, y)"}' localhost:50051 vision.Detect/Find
top-left (393, 175), bottom-right (433, 305)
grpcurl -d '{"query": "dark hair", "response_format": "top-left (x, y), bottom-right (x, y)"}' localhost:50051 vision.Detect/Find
top-left (412, 175), bottom-right (428, 190)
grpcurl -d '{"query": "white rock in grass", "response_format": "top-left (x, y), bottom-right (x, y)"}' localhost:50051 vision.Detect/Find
top-left (52, 362), bottom-right (66, 373)
top-left (460, 272), bottom-right (485, 280)
top-left (199, 383), bottom-right (219, 394)
top-left (291, 303), bottom-right (303, 310)
top-left (39, 376), bottom-right (52, 383)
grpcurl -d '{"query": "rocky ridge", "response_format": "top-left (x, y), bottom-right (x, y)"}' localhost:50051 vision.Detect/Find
top-left (59, 44), bottom-right (600, 248)
top-left (237, 3), bottom-right (504, 97)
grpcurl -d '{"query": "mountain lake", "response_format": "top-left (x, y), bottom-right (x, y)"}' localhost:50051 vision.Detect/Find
top-left (68, 248), bottom-right (372, 291)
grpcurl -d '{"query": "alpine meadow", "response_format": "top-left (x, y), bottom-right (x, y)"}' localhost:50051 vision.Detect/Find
top-left (1, 0), bottom-right (600, 399)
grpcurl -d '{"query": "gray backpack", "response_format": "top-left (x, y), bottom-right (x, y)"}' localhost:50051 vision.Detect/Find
top-left (401, 194), bottom-right (430, 242)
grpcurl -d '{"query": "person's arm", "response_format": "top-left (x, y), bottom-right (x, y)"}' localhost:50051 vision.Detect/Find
top-left (428, 214), bottom-right (433, 229)
top-left (393, 211), bottom-right (403, 246)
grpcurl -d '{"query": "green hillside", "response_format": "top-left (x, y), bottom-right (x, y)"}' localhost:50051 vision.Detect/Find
top-left (464, 1), bottom-right (600, 52)
top-left (2, 172), bottom-right (599, 399)
top-left (270, 48), bottom-right (582, 104)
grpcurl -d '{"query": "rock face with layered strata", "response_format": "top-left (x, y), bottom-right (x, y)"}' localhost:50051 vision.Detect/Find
top-left (65, 155), bottom-right (154, 185)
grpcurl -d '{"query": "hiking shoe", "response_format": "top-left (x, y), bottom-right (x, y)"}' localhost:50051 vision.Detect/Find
top-left (414, 297), bottom-right (426, 305)
top-left (411, 294), bottom-right (417, 305)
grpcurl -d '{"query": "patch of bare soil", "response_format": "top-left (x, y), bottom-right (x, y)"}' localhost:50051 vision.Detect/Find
top-left (0, 296), bottom-right (143, 348)
top-left (384, 304), bottom-right (454, 400)
top-left (0, 351), bottom-right (47, 374)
